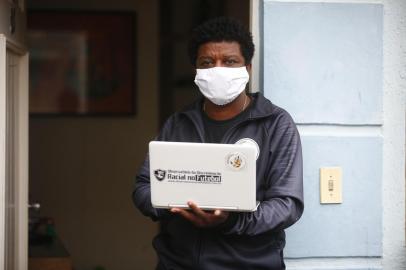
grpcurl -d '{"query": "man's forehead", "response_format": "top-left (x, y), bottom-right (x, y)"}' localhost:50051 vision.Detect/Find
top-left (197, 41), bottom-right (242, 56)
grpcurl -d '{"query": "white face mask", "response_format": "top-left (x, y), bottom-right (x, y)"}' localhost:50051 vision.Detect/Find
top-left (194, 66), bottom-right (249, 106)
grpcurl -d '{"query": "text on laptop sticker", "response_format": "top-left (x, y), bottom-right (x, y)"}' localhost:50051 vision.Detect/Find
top-left (153, 169), bottom-right (222, 184)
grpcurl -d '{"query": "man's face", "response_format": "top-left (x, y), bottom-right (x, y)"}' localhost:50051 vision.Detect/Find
top-left (196, 41), bottom-right (251, 72)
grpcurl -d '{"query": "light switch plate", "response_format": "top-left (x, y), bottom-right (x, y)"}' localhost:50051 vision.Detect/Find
top-left (320, 167), bottom-right (342, 204)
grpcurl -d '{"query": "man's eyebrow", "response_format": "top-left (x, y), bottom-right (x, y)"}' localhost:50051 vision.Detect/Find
top-left (197, 56), bottom-right (213, 61)
top-left (223, 54), bottom-right (241, 58)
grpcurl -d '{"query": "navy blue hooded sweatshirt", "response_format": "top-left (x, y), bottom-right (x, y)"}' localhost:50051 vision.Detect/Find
top-left (133, 93), bottom-right (304, 270)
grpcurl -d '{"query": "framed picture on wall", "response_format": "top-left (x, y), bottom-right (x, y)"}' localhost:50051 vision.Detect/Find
top-left (27, 10), bottom-right (137, 116)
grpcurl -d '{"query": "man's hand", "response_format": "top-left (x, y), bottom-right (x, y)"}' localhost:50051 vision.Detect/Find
top-left (171, 201), bottom-right (229, 228)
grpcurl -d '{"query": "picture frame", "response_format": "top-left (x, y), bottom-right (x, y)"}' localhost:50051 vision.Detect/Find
top-left (27, 10), bottom-right (137, 116)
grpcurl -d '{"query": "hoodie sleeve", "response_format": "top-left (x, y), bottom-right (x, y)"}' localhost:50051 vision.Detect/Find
top-left (132, 154), bottom-right (170, 221)
top-left (220, 112), bottom-right (304, 236)
top-left (131, 116), bottom-right (176, 221)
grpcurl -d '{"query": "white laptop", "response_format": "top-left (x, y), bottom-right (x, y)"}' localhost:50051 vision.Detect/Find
top-left (149, 141), bottom-right (259, 212)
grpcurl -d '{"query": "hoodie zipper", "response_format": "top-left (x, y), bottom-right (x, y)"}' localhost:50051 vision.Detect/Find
top-left (196, 230), bottom-right (204, 269)
top-left (183, 112), bottom-right (269, 269)
top-left (183, 115), bottom-right (205, 269)
top-left (185, 115), bottom-right (256, 270)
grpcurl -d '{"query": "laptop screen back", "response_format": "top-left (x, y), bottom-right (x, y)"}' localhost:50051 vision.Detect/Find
top-left (149, 141), bottom-right (258, 212)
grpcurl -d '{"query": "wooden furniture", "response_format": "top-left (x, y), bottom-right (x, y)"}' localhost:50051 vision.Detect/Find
top-left (29, 237), bottom-right (72, 270)
top-left (29, 257), bottom-right (72, 270)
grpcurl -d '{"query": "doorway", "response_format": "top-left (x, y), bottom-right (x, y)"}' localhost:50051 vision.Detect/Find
top-left (27, 1), bottom-right (249, 269)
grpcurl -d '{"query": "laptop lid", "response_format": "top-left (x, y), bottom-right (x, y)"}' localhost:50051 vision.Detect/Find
top-left (149, 141), bottom-right (258, 212)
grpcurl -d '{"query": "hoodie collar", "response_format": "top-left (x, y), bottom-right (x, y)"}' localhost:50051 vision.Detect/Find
top-left (180, 92), bottom-right (275, 121)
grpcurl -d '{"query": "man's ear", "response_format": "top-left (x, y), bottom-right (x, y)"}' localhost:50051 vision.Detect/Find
top-left (246, 64), bottom-right (252, 73)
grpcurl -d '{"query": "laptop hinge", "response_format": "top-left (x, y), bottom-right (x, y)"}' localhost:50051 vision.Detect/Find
top-left (168, 204), bottom-right (238, 211)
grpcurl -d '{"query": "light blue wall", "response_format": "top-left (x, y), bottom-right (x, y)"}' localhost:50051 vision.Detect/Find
top-left (263, 2), bottom-right (383, 125)
top-left (292, 268), bottom-right (382, 270)
top-left (285, 136), bottom-right (382, 257)
top-left (262, 1), bottom-right (384, 259)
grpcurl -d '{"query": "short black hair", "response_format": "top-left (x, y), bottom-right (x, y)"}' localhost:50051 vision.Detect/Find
top-left (188, 17), bottom-right (255, 66)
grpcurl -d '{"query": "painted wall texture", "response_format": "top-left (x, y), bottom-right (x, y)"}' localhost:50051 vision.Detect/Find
top-left (264, 2), bottom-right (383, 125)
top-left (261, 0), bottom-right (406, 269)
top-left (286, 136), bottom-right (382, 257)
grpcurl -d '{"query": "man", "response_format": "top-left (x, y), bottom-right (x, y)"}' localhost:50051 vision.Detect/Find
top-left (133, 17), bottom-right (303, 270)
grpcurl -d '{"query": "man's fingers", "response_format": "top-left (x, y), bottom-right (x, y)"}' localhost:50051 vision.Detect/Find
top-left (187, 201), bottom-right (208, 218)
top-left (173, 208), bottom-right (203, 224)
top-left (171, 204), bottom-right (228, 228)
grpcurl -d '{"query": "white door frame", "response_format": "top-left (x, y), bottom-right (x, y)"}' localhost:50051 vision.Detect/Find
top-left (249, 0), bottom-right (262, 93)
top-left (0, 34), bottom-right (29, 270)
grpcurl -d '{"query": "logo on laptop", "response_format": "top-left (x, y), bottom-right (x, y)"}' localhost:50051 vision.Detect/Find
top-left (154, 169), bottom-right (167, 181)
top-left (226, 152), bottom-right (246, 170)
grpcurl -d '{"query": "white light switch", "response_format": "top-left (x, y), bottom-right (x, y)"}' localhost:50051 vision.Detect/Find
top-left (320, 167), bottom-right (342, 204)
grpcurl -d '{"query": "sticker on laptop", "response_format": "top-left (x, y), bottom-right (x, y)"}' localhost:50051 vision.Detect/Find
top-left (226, 152), bottom-right (246, 170)
top-left (235, 138), bottom-right (260, 160)
top-left (153, 168), bottom-right (222, 184)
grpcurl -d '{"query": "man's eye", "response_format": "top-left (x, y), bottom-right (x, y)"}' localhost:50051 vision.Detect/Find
top-left (225, 59), bottom-right (237, 65)
top-left (199, 60), bottom-right (213, 67)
